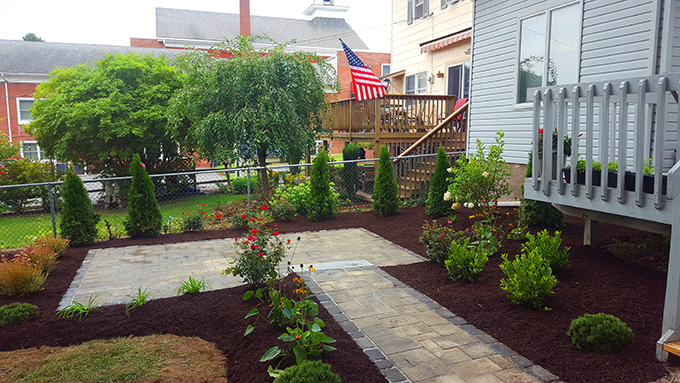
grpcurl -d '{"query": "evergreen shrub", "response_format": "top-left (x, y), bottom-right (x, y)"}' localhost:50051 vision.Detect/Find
top-left (567, 313), bottom-right (634, 354)
top-left (499, 249), bottom-right (558, 310)
top-left (60, 166), bottom-right (100, 246)
top-left (124, 154), bottom-right (162, 238)
top-left (274, 360), bottom-right (341, 383)
top-left (342, 142), bottom-right (360, 201)
top-left (372, 145), bottom-right (399, 216)
top-left (522, 229), bottom-right (570, 272)
top-left (444, 237), bottom-right (488, 282)
top-left (0, 303), bottom-right (39, 327)
top-left (519, 153), bottom-right (564, 227)
top-left (306, 151), bottom-right (337, 221)
top-left (426, 146), bottom-right (452, 218)
top-left (232, 175), bottom-right (258, 195)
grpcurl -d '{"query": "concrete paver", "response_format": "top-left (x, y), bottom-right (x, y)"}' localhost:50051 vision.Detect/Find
top-left (60, 227), bottom-right (562, 383)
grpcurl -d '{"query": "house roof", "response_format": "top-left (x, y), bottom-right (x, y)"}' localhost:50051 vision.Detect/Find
top-left (0, 40), bottom-right (182, 76)
top-left (155, 7), bottom-right (368, 50)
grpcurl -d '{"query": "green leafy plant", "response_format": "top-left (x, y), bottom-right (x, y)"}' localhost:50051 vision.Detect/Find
top-left (444, 237), bottom-right (488, 282)
top-left (469, 219), bottom-right (502, 256)
top-left (57, 294), bottom-right (102, 321)
top-left (272, 360), bottom-right (341, 383)
top-left (269, 198), bottom-right (296, 222)
top-left (522, 230), bottom-right (570, 272)
top-left (180, 206), bottom-right (206, 232)
top-left (575, 157), bottom-right (601, 172)
top-left (373, 145), bottom-right (399, 216)
top-left (273, 174), bottom-right (312, 216)
top-left (261, 316), bottom-right (337, 365)
top-left (426, 146), bottom-right (453, 218)
top-left (567, 313), bottom-right (634, 354)
top-left (520, 153), bottom-right (563, 228)
top-left (537, 128), bottom-right (572, 156)
top-left (0, 158), bottom-right (63, 213)
top-left (0, 302), bottom-right (39, 327)
top-left (419, 220), bottom-right (462, 264)
top-left (448, 131), bottom-right (511, 218)
top-left (223, 215), bottom-right (291, 286)
top-left (125, 286), bottom-right (155, 316)
top-left (176, 277), bottom-right (211, 295)
top-left (124, 154), bottom-right (162, 238)
top-left (342, 142), bottom-right (360, 201)
top-left (306, 151), bottom-right (337, 221)
top-left (499, 249), bottom-right (558, 310)
top-left (0, 253), bottom-right (47, 295)
top-left (608, 161), bottom-right (618, 171)
top-left (59, 166), bottom-right (100, 246)
top-left (643, 158), bottom-right (654, 175)
top-left (232, 175), bottom-right (258, 194)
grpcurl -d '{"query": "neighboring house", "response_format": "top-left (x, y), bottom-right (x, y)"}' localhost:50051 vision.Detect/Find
top-left (0, 41), bottom-right (181, 161)
top-left (131, 5), bottom-right (390, 102)
top-left (469, 0), bottom-right (680, 361)
top-left (387, 0), bottom-right (472, 98)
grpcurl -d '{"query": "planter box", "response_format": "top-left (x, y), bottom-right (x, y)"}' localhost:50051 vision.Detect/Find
top-left (562, 169), bottom-right (667, 194)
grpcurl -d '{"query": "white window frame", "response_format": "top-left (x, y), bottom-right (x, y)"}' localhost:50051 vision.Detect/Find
top-left (405, 71), bottom-right (428, 95)
top-left (381, 64), bottom-right (391, 77)
top-left (514, 1), bottom-right (582, 106)
top-left (20, 141), bottom-right (45, 161)
top-left (17, 98), bottom-right (35, 125)
top-left (407, 0), bottom-right (430, 25)
top-left (446, 61), bottom-right (471, 99)
top-left (441, 0), bottom-right (462, 9)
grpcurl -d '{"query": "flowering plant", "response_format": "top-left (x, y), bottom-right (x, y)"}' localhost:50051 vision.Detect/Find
top-left (269, 197), bottom-right (295, 222)
top-left (223, 213), bottom-right (291, 286)
top-left (536, 128), bottom-right (573, 156)
top-left (419, 220), bottom-right (463, 264)
top-left (228, 206), bottom-right (272, 230)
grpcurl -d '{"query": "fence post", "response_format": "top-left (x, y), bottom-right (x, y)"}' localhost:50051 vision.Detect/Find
top-left (49, 184), bottom-right (57, 238)
top-left (246, 170), bottom-right (251, 207)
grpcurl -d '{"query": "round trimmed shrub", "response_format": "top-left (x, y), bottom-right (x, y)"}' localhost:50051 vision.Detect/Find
top-left (306, 151), bottom-right (337, 221)
top-left (567, 313), bottom-right (634, 354)
top-left (372, 145), bottom-right (399, 216)
top-left (274, 360), bottom-right (341, 383)
top-left (0, 302), bottom-right (39, 327)
top-left (124, 154), bottom-right (162, 238)
top-left (60, 166), bottom-right (100, 246)
top-left (426, 146), bottom-right (452, 218)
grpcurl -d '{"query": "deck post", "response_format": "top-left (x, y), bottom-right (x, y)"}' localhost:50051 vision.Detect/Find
top-left (659, 161), bottom-right (680, 360)
top-left (583, 218), bottom-right (598, 247)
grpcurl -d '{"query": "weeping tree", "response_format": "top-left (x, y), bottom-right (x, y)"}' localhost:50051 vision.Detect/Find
top-left (169, 35), bottom-right (337, 200)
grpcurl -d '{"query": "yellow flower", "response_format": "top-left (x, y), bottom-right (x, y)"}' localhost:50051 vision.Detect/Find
top-left (308, 265), bottom-right (315, 271)
top-left (469, 215), bottom-right (475, 219)
top-left (293, 277), bottom-right (303, 283)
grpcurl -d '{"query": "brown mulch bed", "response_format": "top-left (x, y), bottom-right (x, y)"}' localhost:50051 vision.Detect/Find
top-left (0, 205), bottom-right (674, 383)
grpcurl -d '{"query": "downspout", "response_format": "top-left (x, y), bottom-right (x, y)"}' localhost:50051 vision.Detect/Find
top-left (1, 73), bottom-right (12, 142)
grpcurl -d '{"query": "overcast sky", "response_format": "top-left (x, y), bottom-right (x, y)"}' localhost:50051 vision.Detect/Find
top-left (0, 0), bottom-right (392, 52)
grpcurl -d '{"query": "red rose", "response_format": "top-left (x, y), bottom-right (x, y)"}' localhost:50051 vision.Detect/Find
top-left (251, 244), bottom-right (257, 250)
top-left (261, 206), bottom-right (268, 210)
top-left (273, 231), bottom-right (279, 236)
top-left (258, 252), bottom-right (264, 257)
top-left (241, 213), bottom-right (247, 219)
top-left (251, 229), bottom-right (257, 234)
top-left (248, 218), bottom-right (254, 222)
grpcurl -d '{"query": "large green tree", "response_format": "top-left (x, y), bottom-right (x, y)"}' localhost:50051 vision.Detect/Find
top-left (22, 33), bottom-right (44, 42)
top-left (27, 53), bottom-right (188, 176)
top-left (169, 36), bottom-right (337, 199)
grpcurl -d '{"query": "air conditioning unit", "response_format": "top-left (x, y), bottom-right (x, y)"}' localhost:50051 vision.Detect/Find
top-left (428, 74), bottom-right (435, 83)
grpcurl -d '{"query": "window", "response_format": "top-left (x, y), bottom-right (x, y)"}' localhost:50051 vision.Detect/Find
top-left (516, 3), bottom-right (580, 104)
top-left (441, 0), bottom-right (461, 9)
top-left (447, 62), bottom-right (470, 99)
top-left (17, 99), bottom-right (34, 124)
top-left (21, 142), bottom-right (45, 161)
top-left (405, 72), bottom-right (427, 94)
top-left (407, 0), bottom-right (429, 25)
top-left (381, 64), bottom-right (391, 77)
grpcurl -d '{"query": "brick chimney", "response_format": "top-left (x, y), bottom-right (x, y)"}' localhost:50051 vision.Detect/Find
top-left (240, 0), bottom-right (251, 37)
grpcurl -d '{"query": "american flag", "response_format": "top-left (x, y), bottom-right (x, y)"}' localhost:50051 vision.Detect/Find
top-left (341, 40), bottom-right (385, 101)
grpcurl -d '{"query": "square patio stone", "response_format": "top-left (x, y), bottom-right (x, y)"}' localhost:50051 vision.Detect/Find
top-left (450, 358), bottom-right (503, 380)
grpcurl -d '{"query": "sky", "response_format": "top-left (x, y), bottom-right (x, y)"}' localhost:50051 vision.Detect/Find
top-left (0, 0), bottom-right (392, 52)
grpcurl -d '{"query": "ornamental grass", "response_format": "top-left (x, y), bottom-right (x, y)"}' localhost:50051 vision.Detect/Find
top-left (0, 254), bottom-right (46, 295)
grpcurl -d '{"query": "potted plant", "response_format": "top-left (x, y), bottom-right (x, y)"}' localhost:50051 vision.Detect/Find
top-left (563, 157), bottom-right (601, 186)
top-left (641, 159), bottom-right (667, 194)
top-left (537, 128), bottom-right (572, 180)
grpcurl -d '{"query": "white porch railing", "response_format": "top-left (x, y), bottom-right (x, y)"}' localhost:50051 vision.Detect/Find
top-left (523, 73), bottom-right (680, 361)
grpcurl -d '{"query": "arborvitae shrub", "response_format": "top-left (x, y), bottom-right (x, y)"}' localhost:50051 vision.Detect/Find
top-left (306, 151), bottom-right (336, 221)
top-left (567, 313), bottom-right (634, 354)
top-left (124, 154), bottom-right (162, 238)
top-left (274, 360), bottom-right (341, 383)
top-left (372, 145), bottom-right (399, 216)
top-left (499, 249), bottom-right (558, 310)
top-left (426, 146), bottom-right (452, 218)
top-left (0, 302), bottom-right (39, 327)
top-left (342, 142), bottom-right (360, 201)
top-left (522, 229), bottom-right (570, 272)
top-left (519, 152), bottom-right (564, 227)
top-left (60, 166), bottom-right (100, 246)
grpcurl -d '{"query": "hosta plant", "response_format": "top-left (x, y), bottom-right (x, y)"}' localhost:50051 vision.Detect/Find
top-left (499, 249), bottom-right (558, 310)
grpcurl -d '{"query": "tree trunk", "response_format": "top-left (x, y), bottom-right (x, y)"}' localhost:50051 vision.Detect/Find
top-left (258, 147), bottom-right (270, 202)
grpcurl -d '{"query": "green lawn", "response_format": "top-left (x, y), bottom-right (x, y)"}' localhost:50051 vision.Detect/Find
top-left (0, 193), bottom-right (246, 250)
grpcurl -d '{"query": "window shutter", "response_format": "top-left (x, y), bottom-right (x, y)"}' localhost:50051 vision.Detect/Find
top-left (441, 0), bottom-right (448, 9)
top-left (424, 0), bottom-right (429, 16)
top-left (407, 0), bottom-right (414, 24)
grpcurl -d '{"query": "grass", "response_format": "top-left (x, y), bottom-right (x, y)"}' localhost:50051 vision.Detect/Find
top-left (0, 335), bottom-right (206, 383)
top-left (0, 193), bottom-right (247, 249)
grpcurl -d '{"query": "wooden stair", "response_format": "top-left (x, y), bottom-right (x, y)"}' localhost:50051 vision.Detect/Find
top-left (663, 341), bottom-right (680, 356)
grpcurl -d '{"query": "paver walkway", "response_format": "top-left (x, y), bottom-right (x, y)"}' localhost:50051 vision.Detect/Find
top-left (60, 228), bottom-right (560, 383)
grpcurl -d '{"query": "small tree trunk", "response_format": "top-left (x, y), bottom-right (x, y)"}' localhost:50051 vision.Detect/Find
top-left (258, 147), bottom-right (270, 202)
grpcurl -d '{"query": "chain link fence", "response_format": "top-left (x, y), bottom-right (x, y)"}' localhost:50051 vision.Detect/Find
top-left (0, 152), bottom-right (461, 249)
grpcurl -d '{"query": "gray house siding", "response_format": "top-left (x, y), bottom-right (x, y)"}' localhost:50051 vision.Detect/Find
top-left (470, 0), bottom-right (661, 165)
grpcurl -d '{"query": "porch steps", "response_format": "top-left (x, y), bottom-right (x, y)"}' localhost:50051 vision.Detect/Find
top-left (663, 342), bottom-right (680, 357)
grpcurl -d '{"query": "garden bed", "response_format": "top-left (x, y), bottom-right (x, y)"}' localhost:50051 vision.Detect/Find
top-left (0, 206), bottom-right (674, 383)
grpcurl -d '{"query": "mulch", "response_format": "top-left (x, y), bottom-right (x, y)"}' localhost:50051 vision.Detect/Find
top-left (0, 205), bottom-right (674, 383)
